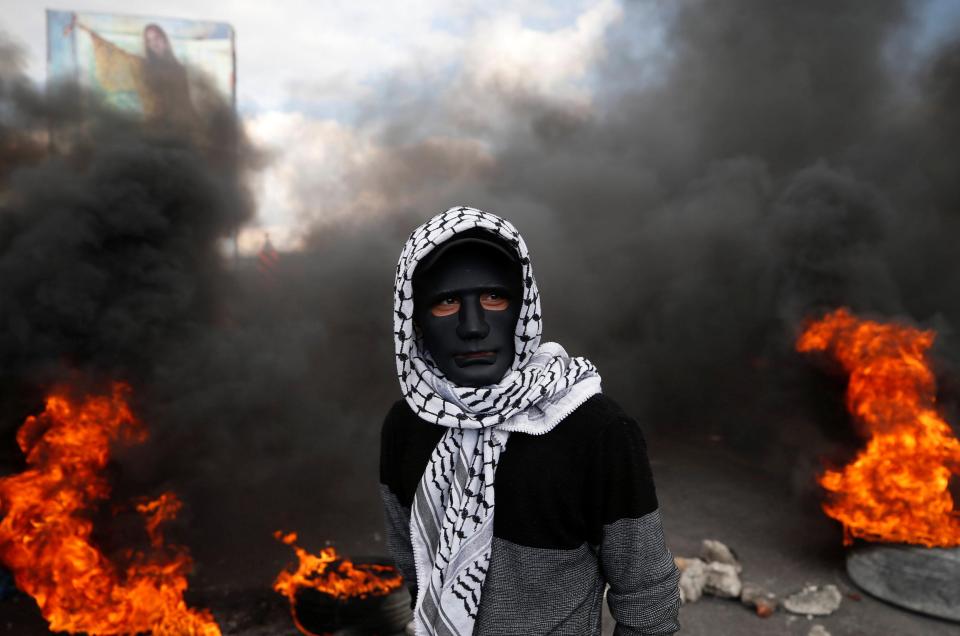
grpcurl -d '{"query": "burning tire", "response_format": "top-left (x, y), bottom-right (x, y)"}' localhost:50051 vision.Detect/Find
top-left (292, 566), bottom-right (411, 636)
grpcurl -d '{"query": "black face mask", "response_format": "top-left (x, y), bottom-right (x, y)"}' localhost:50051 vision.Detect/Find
top-left (413, 238), bottom-right (522, 388)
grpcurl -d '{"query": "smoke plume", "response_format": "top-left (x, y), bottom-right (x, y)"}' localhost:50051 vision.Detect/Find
top-left (2, 0), bottom-right (960, 587)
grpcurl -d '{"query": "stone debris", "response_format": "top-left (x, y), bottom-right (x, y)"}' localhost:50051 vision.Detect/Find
top-left (740, 582), bottom-right (777, 618)
top-left (675, 557), bottom-right (707, 603)
top-left (783, 584), bottom-right (843, 616)
top-left (674, 556), bottom-right (698, 571)
top-left (700, 539), bottom-right (742, 572)
top-left (677, 539), bottom-right (842, 624)
top-left (703, 562), bottom-right (742, 598)
top-left (808, 625), bottom-right (831, 636)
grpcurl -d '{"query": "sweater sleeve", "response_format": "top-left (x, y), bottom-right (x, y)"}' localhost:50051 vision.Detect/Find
top-left (379, 405), bottom-right (418, 606)
top-left (596, 417), bottom-right (681, 636)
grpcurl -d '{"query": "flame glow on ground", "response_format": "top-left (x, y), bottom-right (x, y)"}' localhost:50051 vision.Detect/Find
top-left (273, 531), bottom-right (403, 634)
top-left (798, 308), bottom-right (960, 547)
top-left (0, 384), bottom-right (221, 635)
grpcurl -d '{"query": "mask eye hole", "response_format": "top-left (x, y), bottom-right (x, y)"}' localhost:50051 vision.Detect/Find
top-left (430, 297), bottom-right (460, 317)
top-left (481, 292), bottom-right (509, 311)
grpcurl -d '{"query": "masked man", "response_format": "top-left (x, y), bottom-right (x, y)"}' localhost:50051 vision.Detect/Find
top-left (380, 206), bottom-right (680, 635)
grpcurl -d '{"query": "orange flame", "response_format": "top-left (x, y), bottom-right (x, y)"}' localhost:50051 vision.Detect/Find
top-left (0, 383), bottom-right (221, 635)
top-left (273, 531), bottom-right (403, 634)
top-left (797, 308), bottom-right (960, 547)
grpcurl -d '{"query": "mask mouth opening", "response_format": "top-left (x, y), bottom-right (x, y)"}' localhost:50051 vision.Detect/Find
top-left (453, 350), bottom-right (498, 366)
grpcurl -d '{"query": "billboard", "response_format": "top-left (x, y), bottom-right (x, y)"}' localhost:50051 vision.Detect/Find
top-left (47, 10), bottom-right (235, 123)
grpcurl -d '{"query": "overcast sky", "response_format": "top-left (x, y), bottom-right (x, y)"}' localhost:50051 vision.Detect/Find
top-left (3, 1), bottom-right (959, 253)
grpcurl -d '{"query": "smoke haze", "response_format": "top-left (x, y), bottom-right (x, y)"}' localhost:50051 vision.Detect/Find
top-left (1, 0), bottom-right (959, 586)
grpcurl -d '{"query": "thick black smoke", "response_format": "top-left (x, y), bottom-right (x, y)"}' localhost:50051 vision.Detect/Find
top-left (0, 36), bottom-right (267, 579)
top-left (2, 0), bottom-right (960, 590)
top-left (280, 0), bottom-right (960, 494)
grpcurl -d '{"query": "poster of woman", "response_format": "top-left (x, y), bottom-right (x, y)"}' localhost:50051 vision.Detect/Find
top-left (47, 10), bottom-right (235, 123)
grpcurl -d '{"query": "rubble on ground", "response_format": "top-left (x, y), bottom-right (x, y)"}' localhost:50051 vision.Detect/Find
top-left (675, 540), bottom-right (747, 607)
top-left (675, 557), bottom-right (707, 603)
top-left (700, 539), bottom-right (742, 572)
top-left (704, 561), bottom-right (742, 598)
top-left (740, 582), bottom-right (777, 617)
top-left (783, 584), bottom-right (843, 616)
top-left (676, 539), bottom-right (842, 624)
top-left (808, 625), bottom-right (831, 636)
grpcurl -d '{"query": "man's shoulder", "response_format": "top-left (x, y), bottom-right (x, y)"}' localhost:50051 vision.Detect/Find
top-left (383, 393), bottom-right (641, 440)
top-left (382, 398), bottom-right (416, 433)
top-left (570, 392), bottom-right (629, 420)
top-left (384, 398), bottom-right (413, 420)
top-left (382, 398), bottom-right (445, 443)
top-left (560, 393), bottom-right (641, 438)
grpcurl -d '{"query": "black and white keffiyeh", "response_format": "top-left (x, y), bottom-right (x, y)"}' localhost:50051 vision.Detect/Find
top-left (394, 206), bottom-right (602, 636)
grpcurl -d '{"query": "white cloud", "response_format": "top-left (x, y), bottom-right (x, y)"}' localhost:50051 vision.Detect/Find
top-left (244, 110), bottom-right (377, 245)
top-left (235, 1), bottom-right (624, 252)
top-left (463, 0), bottom-right (622, 100)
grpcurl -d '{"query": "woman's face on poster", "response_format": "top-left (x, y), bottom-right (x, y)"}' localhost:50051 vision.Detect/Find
top-left (145, 27), bottom-right (169, 57)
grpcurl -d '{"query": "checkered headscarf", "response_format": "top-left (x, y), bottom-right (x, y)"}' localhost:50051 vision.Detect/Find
top-left (394, 206), bottom-right (601, 636)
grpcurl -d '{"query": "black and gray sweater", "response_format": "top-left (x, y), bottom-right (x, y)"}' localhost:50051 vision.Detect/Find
top-left (379, 393), bottom-right (681, 635)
